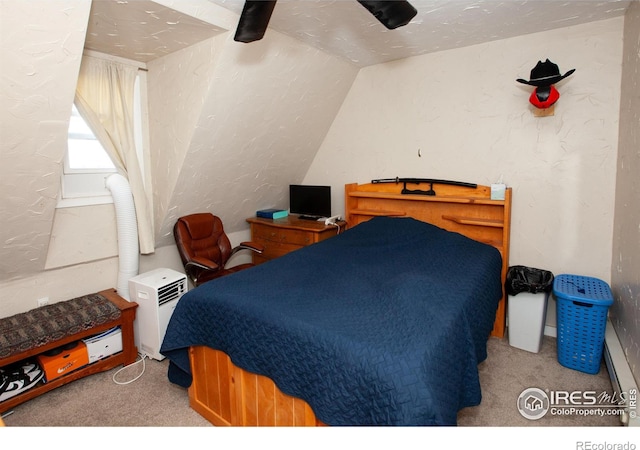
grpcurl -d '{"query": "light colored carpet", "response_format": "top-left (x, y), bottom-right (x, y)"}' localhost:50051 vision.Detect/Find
top-left (2, 335), bottom-right (620, 427)
top-left (458, 335), bottom-right (620, 427)
top-left (2, 352), bottom-right (210, 427)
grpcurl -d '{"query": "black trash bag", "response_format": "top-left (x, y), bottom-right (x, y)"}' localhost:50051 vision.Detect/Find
top-left (506, 265), bottom-right (554, 295)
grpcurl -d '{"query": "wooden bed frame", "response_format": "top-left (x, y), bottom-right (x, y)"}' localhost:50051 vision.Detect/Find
top-left (187, 181), bottom-right (512, 426)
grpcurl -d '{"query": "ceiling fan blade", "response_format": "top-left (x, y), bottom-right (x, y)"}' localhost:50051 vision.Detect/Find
top-left (357, 0), bottom-right (417, 30)
top-left (234, 0), bottom-right (278, 43)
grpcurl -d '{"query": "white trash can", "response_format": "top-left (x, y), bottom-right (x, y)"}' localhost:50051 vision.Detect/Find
top-left (506, 265), bottom-right (554, 354)
top-left (508, 291), bottom-right (550, 353)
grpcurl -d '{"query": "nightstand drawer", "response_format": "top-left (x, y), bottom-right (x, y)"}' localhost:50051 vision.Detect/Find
top-left (252, 225), bottom-right (313, 246)
top-left (254, 238), bottom-right (303, 260)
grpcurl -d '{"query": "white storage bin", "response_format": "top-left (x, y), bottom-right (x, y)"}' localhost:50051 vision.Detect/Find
top-left (83, 327), bottom-right (122, 363)
top-left (508, 292), bottom-right (549, 353)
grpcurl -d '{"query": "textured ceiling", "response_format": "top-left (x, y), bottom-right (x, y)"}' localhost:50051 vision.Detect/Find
top-left (213, 0), bottom-right (632, 67)
top-left (84, 0), bottom-right (226, 62)
top-left (85, 0), bottom-right (632, 67)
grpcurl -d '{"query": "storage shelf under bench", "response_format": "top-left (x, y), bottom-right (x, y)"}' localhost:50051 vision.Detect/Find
top-left (0, 288), bottom-right (137, 413)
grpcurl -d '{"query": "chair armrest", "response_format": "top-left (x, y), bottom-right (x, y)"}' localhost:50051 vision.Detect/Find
top-left (239, 241), bottom-right (264, 254)
top-left (229, 241), bottom-right (264, 259)
top-left (186, 256), bottom-right (220, 271)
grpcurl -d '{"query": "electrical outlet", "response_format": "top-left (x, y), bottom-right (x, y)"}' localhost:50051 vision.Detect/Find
top-left (37, 297), bottom-right (49, 307)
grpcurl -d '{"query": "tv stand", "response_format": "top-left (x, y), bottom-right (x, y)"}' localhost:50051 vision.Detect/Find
top-left (247, 215), bottom-right (346, 264)
top-left (298, 215), bottom-right (321, 221)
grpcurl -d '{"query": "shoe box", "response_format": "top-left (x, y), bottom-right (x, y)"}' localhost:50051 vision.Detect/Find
top-left (36, 341), bottom-right (89, 382)
top-left (82, 327), bottom-right (122, 364)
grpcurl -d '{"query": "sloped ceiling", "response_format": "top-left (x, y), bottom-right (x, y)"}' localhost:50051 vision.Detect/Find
top-left (85, 0), bottom-right (631, 67)
top-left (83, 0), bottom-right (226, 62)
top-left (1, 1), bottom-right (94, 283)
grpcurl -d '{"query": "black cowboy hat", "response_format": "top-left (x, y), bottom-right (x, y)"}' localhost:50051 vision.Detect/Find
top-left (517, 59), bottom-right (575, 87)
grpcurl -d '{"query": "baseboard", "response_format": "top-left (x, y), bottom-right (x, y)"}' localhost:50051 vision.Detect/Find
top-left (544, 325), bottom-right (557, 338)
top-left (604, 318), bottom-right (639, 426)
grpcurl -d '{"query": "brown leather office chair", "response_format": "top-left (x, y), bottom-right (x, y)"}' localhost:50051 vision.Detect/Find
top-left (174, 213), bottom-right (264, 287)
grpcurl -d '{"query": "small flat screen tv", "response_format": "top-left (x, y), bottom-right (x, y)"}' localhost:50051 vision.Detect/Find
top-left (289, 184), bottom-right (331, 219)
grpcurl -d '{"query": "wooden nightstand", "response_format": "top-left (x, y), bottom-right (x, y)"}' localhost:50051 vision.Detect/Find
top-left (247, 215), bottom-right (346, 264)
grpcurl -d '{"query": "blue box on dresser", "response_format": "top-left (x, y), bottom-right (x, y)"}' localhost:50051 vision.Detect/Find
top-left (257, 209), bottom-right (288, 219)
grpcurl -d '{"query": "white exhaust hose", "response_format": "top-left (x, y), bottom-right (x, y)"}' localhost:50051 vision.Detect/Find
top-left (106, 173), bottom-right (139, 301)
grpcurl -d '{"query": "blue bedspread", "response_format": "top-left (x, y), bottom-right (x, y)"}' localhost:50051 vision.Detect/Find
top-left (161, 216), bottom-right (502, 426)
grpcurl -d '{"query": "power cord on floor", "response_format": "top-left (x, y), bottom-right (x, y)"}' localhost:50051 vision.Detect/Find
top-left (1, 352), bottom-right (150, 423)
top-left (112, 352), bottom-right (147, 385)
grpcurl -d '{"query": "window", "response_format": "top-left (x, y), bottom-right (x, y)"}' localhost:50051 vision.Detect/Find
top-left (59, 60), bottom-right (148, 207)
top-left (60, 104), bottom-right (117, 203)
top-left (67, 104), bottom-right (115, 171)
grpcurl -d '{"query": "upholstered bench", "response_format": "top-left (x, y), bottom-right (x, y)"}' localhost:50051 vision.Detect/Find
top-left (0, 288), bottom-right (137, 412)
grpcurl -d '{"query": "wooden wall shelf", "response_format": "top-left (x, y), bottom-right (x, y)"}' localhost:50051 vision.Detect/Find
top-left (348, 209), bottom-right (406, 217)
top-left (442, 215), bottom-right (505, 228)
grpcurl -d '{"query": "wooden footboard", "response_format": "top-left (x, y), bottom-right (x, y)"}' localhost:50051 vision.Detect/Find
top-left (189, 345), bottom-right (323, 426)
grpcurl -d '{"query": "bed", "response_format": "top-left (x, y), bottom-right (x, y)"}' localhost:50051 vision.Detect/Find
top-left (161, 181), bottom-right (512, 426)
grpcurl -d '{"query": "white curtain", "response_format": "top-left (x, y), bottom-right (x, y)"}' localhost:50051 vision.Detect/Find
top-left (75, 55), bottom-right (154, 254)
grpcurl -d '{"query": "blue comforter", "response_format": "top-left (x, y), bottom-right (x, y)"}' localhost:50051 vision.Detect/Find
top-left (161, 216), bottom-right (502, 425)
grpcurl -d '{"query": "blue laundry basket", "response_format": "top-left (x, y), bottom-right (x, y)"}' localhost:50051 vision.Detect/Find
top-left (553, 274), bottom-right (613, 374)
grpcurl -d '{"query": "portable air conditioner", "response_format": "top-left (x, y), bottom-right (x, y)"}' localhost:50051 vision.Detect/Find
top-left (128, 268), bottom-right (188, 360)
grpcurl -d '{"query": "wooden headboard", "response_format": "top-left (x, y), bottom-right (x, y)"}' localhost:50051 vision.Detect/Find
top-left (345, 181), bottom-right (512, 338)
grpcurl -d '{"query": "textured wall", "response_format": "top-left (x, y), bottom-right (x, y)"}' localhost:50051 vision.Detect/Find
top-left (45, 204), bottom-right (118, 269)
top-left (610, 1), bottom-right (640, 384)
top-left (0, 0), bottom-right (91, 283)
top-left (153, 30), bottom-right (358, 247)
top-left (146, 35), bottom-right (226, 238)
top-left (306, 18), bottom-right (623, 286)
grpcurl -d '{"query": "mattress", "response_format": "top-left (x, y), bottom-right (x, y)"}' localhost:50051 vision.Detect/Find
top-left (161, 216), bottom-right (503, 425)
